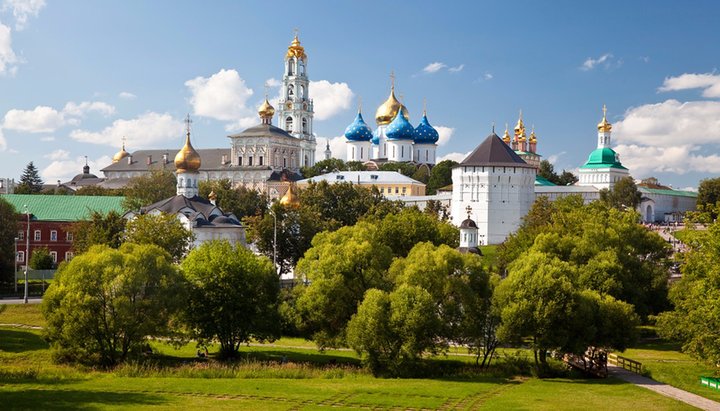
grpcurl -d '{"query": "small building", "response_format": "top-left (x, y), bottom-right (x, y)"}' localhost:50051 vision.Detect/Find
top-left (295, 170), bottom-right (426, 197)
top-left (1, 194), bottom-right (125, 269)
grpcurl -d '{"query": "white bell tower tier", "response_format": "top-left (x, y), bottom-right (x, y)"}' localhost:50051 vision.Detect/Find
top-left (174, 115), bottom-right (202, 198)
top-left (277, 33), bottom-right (316, 168)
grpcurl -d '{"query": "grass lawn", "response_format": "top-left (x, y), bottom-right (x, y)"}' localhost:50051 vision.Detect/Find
top-left (0, 304), bottom-right (46, 327)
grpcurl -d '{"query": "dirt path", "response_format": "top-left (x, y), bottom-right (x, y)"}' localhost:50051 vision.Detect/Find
top-left (608, 364), bottom-right (720, 410)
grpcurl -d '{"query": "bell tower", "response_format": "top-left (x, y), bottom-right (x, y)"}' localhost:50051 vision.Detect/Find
top-left (277, 30), bottom-right (316, 167)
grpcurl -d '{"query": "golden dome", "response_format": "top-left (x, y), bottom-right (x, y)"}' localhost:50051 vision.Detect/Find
top-left (529, 126), bottom-right (537, 143)
top-left (286, 35), bottom-right (307, 60)
top-left (514, 110), bottom-right (525, 134)
top-left (502, 123), bottom-right (511, 143)
top-left (112, 140), bottom-right (129, 163)
top-left (279, 183), bottom-right (300, 208)
top-left (375, 86), bottom-right (409, 125)
top-left (258, 97), bottom-right (275, 119)
top-left (174, 126), bottom-right (201, 173)
top-left (598, 104), bottom-right (612, 132)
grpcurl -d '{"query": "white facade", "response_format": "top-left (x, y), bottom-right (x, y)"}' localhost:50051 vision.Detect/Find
top-left (387, 139), bottom-right (413, 162)
top-left (578, 166), bottom-right (630, 190)
top-left (346, 141), bottom-right (371, 162)
top-left (414, 143), bottom-right (437, 165)
top-left (176, 170), bottom-right (199, 198)
top-left (451, 164), bottom-right (536, 245)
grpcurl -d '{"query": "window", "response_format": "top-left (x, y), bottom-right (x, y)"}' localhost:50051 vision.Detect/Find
top-left (401, 146), bottom-right (404, 157)
top-left (49, 251), bottom-right (57, 263)
top-left (249, 156), bottom-right (253, 166)
top-left (17, 251), bottom-right (24, 262)
top-left (65, 252), bottom-right (73, 261)
top-left (395, 187), bottom-right (399, 194)
top-left (50, 230), bottom-right (57, 241)
top-left (238, 156), bottom-right (243, 166)
top-left (361, 147), bottom-right (364, 158)
top-left (259, 156), bottom-right (264, 166)
top-left (300, 85), bottom-right (305, 97)
top-left (402, 187), bottom-right (406, 195)
top-left (302, 118), bottom-right (308, 133)
top-left (286, 117), bottom-right (293, 131)
top-left (288, 84), bottom-right (294, 96)
top-left (66, 232), bottom-right (73, 242)
top-left (283, 158), bottom-right (287, 168)
top-left (351, 147), bottom-right (355, 159)
top-left (34, 230), bottom-right (41, 241)
top-left (18, 231), bottom-right (23, 240)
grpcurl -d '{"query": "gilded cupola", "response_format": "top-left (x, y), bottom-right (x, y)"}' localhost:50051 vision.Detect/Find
top-left (280, 183), bottom-right (300, 208)
top-left (598, 104), bottom-right (612, 132)
top-left (258, 97), bottom-right (275, 124)
top-left (375, 85), bottom-right (409, 126)
top-left (112, 139), bottom-right (130, 163)
top-left (502, 123), bottom-right (511, 144)
top-left (286, 35), bottom-right (307, 60)
top-left (529, 126), bottom-right (537, 143)
top-left (174, 115), bottom-right (201, 173)
top-left (514, 110), bottom-right (526, 138)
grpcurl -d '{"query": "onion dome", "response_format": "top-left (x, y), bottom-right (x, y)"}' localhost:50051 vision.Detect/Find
top-left (385, 109), bottom-right (416, 140)
top-left (502, 124), bottom-right (511, 144)
top-left (529, 126), bottom-right (537, 143)
top-left (208, 190), bottom-right (217, 203)
top-left (286, 35), bottom-right (307, 60)
top-left (414, 111), bottom-right (439, 144)
top-left (375, 86), bottom-right (409, 126)
top-left (280, 183), bottom-right (300, 208)
top-left (514, 110), bottom-right (525, 136)
top-left (258, 97), bottom-right (275, 119)
top-left (175, 117), bottom-right (201, 173)
top-left (459, 218), bottom-right (478, 229)
top-left (371, 128), bottom-right (381, 145)
top-left (598, 104), bottom-right (612, 132)
top-left (344, 111), bottom-right (373, 141)
top-left (112, 140), bottom-right (130, 163)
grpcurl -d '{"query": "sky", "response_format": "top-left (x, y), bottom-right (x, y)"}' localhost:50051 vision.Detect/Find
top-left (1, 0), bottom-right (720, 190)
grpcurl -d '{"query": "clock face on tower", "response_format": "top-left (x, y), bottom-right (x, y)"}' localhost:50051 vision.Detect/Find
top-left (286, 102), bottom-right (292, 109)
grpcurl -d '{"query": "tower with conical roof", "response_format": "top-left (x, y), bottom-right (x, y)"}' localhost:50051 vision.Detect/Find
top-left (344, 103), bottom-right (373, 162)
top-left (277, 32), bottom-right (316, 168)
top-left (578, 105), bottom-right (629, 189)
top-left (412, 105), bottom-right (439, 165)
top-left (175, 114), bottom-right (202, 198)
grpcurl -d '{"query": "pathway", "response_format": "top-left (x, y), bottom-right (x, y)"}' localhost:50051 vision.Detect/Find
top-left (608, 364), bottom-right (720, 411)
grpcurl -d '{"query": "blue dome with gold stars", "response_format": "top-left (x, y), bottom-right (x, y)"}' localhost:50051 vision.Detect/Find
top-left (414, 113), bottom-right (439, 144)
top-left (385, 110), bottom-right (415, 140)
top-left (371, 128), bottom-right (381, 145)
top-left (344, 112), bottom-right (373, 142)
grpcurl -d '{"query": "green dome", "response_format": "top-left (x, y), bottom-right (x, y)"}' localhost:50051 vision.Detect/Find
top-left (581, 147), bottom-right (627, 170)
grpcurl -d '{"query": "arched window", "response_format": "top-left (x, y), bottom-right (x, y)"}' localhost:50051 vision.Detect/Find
top-left (288, 62), bottom-right (294, 76)
top-left (285, 117), bottom-right (293, 131)
top-left (288, 84), bottom-right (294, 97)
top-left (302, 118), bottom-right (308, 133)
top-left (299, 63), bottom-right (305, 75)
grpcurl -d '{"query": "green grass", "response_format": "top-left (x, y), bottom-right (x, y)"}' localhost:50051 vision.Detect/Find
top-left (480, 244), bottom-right (498, 268)
top-left (0, 304), bottom-right (46, 327)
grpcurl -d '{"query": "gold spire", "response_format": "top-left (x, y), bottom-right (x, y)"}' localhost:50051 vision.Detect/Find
top-left (279, 183), bottom-right (300, 208)
top-left (597, 104), bottom-right (612, 132)
top-left (375, 72), bottom-right (409, 125)
top-left (514, 110), bottom-right (525, 134)
top-left (286, 32), bottom-right (307, 60)
top-left (258, 96), bottom-right (275, 120)
top-left (529, 125), bottom-right (537, 143)
top-left (174, 115), bottom-right (201, 173)
top-left (112, 137), bottom-right (129, 163)
top-left (502, 123), bottom-right (511, 143)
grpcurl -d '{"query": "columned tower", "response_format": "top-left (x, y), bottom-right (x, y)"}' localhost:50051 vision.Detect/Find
top-left (174, 115), bottom-right (202, 198)
top-left (277, 33), bottom-right (316, 168)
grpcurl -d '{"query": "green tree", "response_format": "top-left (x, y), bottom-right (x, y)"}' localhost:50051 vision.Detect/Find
top-left (0, 197), bottom-right (18, 283)
top-left (538, 160), bottom-right (578, 186)
top-left (692, 177), bottom-right (720, 222)
top-left (42, 243), bottom-right (186, 366)
top-left (411, 165), bottom-right (430, 185)
top-left (122, 168), bottom-right (177, 211)
top-left (375, 207), bottom-right (459, 257)
top-left (300, 158), bottom-right (348, 178)
top-left (378, 162), bottom-right (417, 177)
top-left (198, 179), bottom-right (267, 219)
top-left (182, 240), bottom-right (280, 359)
top-left (69, 210), bottom-right (127, 254)
top-left (599, 176), bottom-right (642, 210)
top-left (125, 213), bottom-right (194, 262)
top-left (29, 247), bottom-right (54, 269)
top-left (426, 160), bottom-right (458, 194)
top-left (557, 170), bottom-right (579, 186)
top-left (15, 162), bottom-right (44, 194)
top-left (346, 161), bottom-right (366, 171)
top-left (301, 181), bottom-right (387, 229)
top-left (74, 186), bottom-right (124, 196)
top-left (295, 222), bottom-right (393, 348)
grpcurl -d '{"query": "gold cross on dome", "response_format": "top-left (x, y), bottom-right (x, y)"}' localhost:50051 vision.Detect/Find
top-left (185, 114), bottom-right (192, 135)
top-left (602, 104), bottom-right (607, 118)
top-left (390, 70), bottom-right (395, 89)
top-left (465, 205), bottom-right (472, 219)
top-left (293, 28), bottom-right (299, 38)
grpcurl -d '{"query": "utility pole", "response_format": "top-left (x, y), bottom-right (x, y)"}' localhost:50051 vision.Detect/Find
top-left (24, 205), bottom-right (30, 304)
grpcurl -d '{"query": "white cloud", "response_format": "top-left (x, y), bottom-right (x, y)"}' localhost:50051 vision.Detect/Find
top-left (2, 0), bottom-right (45, 30)
top-left (658, 73), bottom-right (720, 98)
top-left (185, 69), bottom-right (254, 121)
top-left (437, 151), bottom-right (470, 164)
top-left (309, 80), bottom-right (354, 121)
top-left (484, 73), bottom-right (493, 80)
top-left (70, 112), bottom-right (184, 148)
top-left (580, 53), bottom-right (613, 71)
top-left (265, 77), bottom-right (281, 88)
top-left (43, 149), bottom-right (69, 161)
top-left (0, 22), bottom-right (18, 75)
top-left (449, 64), bottom-right (465, 73)
top-left (39, 135), bottom-right (54, 141)
top-left (314, 135), bottom-right (345, 162)
top-left (615, 144), bottom-right (720, 176)
top-left (41, 154), bottom-right (112, 183)
top-left (224, 116), bottom-right (259, 133)
top-left (3, 105), bottom-right (65, 132)
top-left (62, 101), bottom-right (115, 117)
top-left (0, 127), bottom-right (5, 151)
top-left (546, 151), bottom-right (566, 165)
top-left (118, 91), bottom-right (136, 100)
top-left (435, 126), bottom-right (454, 146)
top-left (423, 62), bottom-right (447, 74)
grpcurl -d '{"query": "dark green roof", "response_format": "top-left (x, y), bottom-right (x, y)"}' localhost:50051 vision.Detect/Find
top-left (1, 194), bottom-right (126, 221)
top-left (535, 175), bottom-right (557, 186)
top-left (638, 187), bottom-right (697, 198)
top-left (580, 147), bottom-right (628, 170)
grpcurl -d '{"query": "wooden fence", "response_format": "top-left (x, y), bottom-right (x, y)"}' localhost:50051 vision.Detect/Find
top-left (608, 353), bottom-right (642, 374)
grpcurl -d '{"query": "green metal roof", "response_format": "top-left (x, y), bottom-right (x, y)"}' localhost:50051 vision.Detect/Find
top-left (580, 147), bottom-right (628, 170)
top-left (639, 187), bottom-right (697, 198)
top-left (1, 194), bottom-right (126, 221)
top-left (535, 175), bottom-right (557, 186)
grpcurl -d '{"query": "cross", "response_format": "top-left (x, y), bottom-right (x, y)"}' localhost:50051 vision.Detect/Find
top-left (492, 121), bottom-right (495, 133)
top-left (121, 136), bottom-right (126, 148)
top-left (390, 71), bottom-right (395, 89)
top-left (264, 83), bottom-right (269, 99)
top-left (602, 104), bottom-right (607, 118)
top-left (423, 97), bottom-right (427, 115)
top-left (293, 28), bottom-right (299, 38)
top-left (84, 155), bottom-right (88, 166)
top-left (185, 114), bottom-right (192, 136)
top-left (358, 96), bottom-right (362, 112)
top-left (519, 109), bottom-right (523, 120)
top-left (465, 205), bottom-right (472, 219)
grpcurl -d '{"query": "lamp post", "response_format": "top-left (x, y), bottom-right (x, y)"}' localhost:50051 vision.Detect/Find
top-left (24, 204), bottom-right (29, 304)
top-left (269, 208), bottom-right (278, 273)
top-left (13, 237), bottom-right (18, 294)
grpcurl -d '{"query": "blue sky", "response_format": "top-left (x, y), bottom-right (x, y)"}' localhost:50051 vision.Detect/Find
top-left (1, 0), bottom-right (719, 189)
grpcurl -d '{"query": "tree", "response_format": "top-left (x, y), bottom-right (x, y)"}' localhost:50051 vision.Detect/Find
top-left (122, 169), bottom-right (176, 211)
top-left (42, 243), bottom-right (186, 366)
top-left (301, 180), bottom-right (387, 229)
top-left (411, 165), bottom-right (430, 185)
top-left (538, 160), bottom-right (578, 186)
top-left (182, 240), bottom-right (280, 359)
top-left (599, 176), bottom-right (642, 210)
top-left (198, 179), bottom-right (267, 219)
top-left (0, 197), bottom-right (18, 283)
top-left (693, 177), bottom-right (720, 222)
top-left (15, 162), bottom-right (44, 194)
top-left (657, 221), bottom-right (720, 365)
top-left (300, 158), bottom-right (348, 178)
top-left (74, 186), bottom-right (124, 196)
top-left (68, 210), bottom-right (126, 255)
top-left (378, 162), bottom-right (417, 177)
top-left (29, 247), bottom-right (54, 269)
top-left (125, 213), bottom-right (194, 262)
top-left (375, 207), bottom-right (459, 257)
top-left (426, 160), bottom-right (458, 194)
